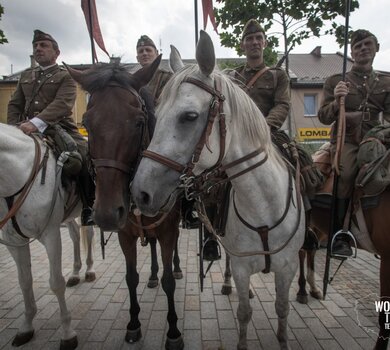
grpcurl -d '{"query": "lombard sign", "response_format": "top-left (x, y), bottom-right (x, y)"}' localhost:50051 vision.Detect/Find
top-left (297, 127), bottom-right (331, 141)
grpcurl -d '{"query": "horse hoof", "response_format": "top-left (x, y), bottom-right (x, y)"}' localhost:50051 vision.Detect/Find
top-left (66, 277), bottom-right (80, 287)
top-left (310, 290), bottom-right (323, 300)
top-left (296, 294), bottom-right (308, 304)
top-left (165, 336), bottom-right (184, 350)
top-left (85, 272), bottom-right (96, 282)
top-left (60, 335), bottom-right (78, 350)
top-left (221, 285), bottom-right (232, 295)
top-left (125, 327), bottom-right (142, 343)
top-left (249, 289), bottom-right (254, 299)
top-left (12, 330), bottom-right (34, 346)
top-left (173, 271), bottom-right (183, 279)
top-left (147, 278), bottom-right (159, 288)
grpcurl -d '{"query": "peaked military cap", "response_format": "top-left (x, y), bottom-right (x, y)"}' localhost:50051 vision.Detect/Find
top-left (136, 35), bottom-right (156, 49)
top-left (350, 29), bottom-right (378, 48)
top-left (241, 19), bottom-right (265, 41)
top-left (32, 29), bottom-right (58, 45)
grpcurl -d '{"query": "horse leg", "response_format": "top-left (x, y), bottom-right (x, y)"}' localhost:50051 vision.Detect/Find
top-left (296, 248), bottom-right (308, 304)
top-left (118, 232), bottom-right (142, 343)
top-left (274, 262), bottom-right (297, 350)
top-left (159, 235), bottom-right (183, 350)
top-left (41, 230), bottom-right (78, 349)
top-left (232, 265), bottom-right (252, 350)
top-left (172, 235), bottom-right (183, 279)
top-left (306, 249), bottom-right (322, 300)
top-left (221, 252), bottom-right (232, 295)
top-left (82, 225), bottom-right (96, 282)
top-left (375, 257), bottom-right (390, 350)
top-left (7, 245), bottom-right (36, 346)
top-left (66, 219), bottom-right (82, 287)
top-left (147, 237), bottom-right (159, 288)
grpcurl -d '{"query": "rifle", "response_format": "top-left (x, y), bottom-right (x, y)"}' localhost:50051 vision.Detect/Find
top-left (323, 0), bottom-right (351, 299)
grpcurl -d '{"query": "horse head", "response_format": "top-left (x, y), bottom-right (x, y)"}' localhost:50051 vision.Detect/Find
top-left (132, 31), bottom-right (239, 216)
top-left (65, 56), bottom-right (161, 230)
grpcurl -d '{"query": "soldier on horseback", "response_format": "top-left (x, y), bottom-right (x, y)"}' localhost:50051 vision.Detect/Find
top-left (7, 30), bottom-right (95, 226)
top-left (318, 29), bottom-right (390, 257)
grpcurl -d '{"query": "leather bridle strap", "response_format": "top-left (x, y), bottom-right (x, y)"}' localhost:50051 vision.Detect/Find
top-left (93, 159), bottom-right (133, 174)
top-left (142, 150), bottom-right (185, 173)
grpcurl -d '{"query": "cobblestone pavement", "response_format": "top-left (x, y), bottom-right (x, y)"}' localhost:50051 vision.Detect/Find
top-left (0, 225), bottom-right (383, 350)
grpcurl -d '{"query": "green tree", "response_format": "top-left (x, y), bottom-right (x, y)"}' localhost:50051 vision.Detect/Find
top-left (0, 4), bottom-right (7, 44)
top-left (215, 0), bottom-right (359, 68)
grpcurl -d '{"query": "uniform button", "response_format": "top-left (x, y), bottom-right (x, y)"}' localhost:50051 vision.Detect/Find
top-left (37, 80), bottom-right (41, 83)
top-left (34, 101), bottom-right (38, 104)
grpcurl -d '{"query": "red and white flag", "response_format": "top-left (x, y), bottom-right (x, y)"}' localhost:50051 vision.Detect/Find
top-left (202, 0), bottom-right (218, 34)
top-left (81, 0), bottom-right (110, 61)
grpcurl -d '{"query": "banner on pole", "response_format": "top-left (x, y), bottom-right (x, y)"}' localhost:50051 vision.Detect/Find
top-left (81, 0), bottom-right (110, 61)
top-left (201, 0), bottom-right (218, 34)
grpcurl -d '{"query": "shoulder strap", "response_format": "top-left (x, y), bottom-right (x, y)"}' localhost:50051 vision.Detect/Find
top-left (245, 66), bottom-right (269, 90)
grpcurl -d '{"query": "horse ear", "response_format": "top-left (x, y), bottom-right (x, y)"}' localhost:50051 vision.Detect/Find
top-left (169, 45), bottom-right (184, 72)
top-left (63, 62), bottom-right (85, 85)
top-left (132, 54), bottom-right (162, 90)
top-left (196, 30), bottom-right (215, 77)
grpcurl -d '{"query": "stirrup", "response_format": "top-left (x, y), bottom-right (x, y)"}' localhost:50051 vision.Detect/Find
top-left (202, 238), bottom-right (221, 261)
top-left (330, 229), bottom-right (357, 259)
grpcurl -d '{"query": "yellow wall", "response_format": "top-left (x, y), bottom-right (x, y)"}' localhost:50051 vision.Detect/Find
top-left (0, 82), bottom-right (88, 126)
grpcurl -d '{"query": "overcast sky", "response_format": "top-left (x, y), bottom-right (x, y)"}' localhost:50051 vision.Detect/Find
top-left (1, 0), bottom-right (390, 77)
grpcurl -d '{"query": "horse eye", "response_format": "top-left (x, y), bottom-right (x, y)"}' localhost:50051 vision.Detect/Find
top-left (185, 112), bottom-right (198, 121)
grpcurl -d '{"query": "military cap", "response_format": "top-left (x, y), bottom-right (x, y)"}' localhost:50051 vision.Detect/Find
top-left (350, 29), bottom-right (379, 48)
top-left (136, 35), bottom-right (156, 49)
top-left (32, 29), bottom-right (58, 46)
top-left (241, 19), bottom-right (265, 41)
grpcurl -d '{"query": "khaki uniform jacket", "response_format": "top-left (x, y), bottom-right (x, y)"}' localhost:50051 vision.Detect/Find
top-left (7, 64), bottom-right (83, 142)
top-left (318, 68), bottom-right (390, 142)
top-left (145, 69), bottom-right (172, 105)
top-left (233, 63), bottom-right (290, 129)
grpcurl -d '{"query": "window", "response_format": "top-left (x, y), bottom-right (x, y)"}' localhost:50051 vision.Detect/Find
top-left (304, 94), bottom-right (317, 117)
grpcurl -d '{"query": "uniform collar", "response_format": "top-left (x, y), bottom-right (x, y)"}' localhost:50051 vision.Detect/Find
top-left (244, 62), bottom-right (266, 72)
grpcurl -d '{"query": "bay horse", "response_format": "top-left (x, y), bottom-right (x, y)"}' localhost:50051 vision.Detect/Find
top-left (65, 57), bottom-right (183, 349)
top-left (0, 123), bottom-right (81, 349)
top-left (131, 31), bottom-right (306, 350)
top-left (297, 193), bottom-right (390, 350)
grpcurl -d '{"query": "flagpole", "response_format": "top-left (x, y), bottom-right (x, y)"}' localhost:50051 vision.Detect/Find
top-left (194, 0), bottom-right (199, 46)
top-left (87, 0), bottom-right (96, 64)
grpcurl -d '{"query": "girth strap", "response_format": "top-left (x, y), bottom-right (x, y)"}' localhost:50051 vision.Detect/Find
top-left (257, 226), bottom-right (271, 273)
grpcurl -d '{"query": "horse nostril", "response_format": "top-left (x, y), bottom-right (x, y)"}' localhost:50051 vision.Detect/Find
top-left (141, 191), bottom-right (150, 205)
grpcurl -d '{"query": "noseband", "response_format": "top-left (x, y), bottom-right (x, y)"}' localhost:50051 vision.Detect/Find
top-left (90, 83), bottom-right (148, 178)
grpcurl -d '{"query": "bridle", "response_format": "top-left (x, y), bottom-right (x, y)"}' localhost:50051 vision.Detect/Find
top-left (89, 83), bottom-right (148, 179)
top-left (142, 76), bottom-right (267, 200)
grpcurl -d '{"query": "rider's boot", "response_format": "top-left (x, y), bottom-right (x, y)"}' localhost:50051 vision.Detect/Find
top-left (78, 165), bottom-right (95, 226)
top-left (332, 198), bottom-right (353, 257)
top-left (203, 230), bottom-right (221, 261)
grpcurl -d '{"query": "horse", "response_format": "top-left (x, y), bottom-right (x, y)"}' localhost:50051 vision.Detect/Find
top-left (297, 194), bottom-right (390, 350)
top-left (131, 30), bottom-right (306, 350)
top-left (65, 57), bottom-right (184, 349)
top-left (0, 123), bottom-right (82, 349)
top-left (65, 219), bottom-right (96, 287)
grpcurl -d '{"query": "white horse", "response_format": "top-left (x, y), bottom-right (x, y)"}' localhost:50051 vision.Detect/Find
top-left (0, 123), bottom-right (81, 349)
top-left (132, 31), bottom-right (305, 350)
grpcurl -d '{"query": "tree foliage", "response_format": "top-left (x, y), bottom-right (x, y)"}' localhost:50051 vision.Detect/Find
top-left (215, 0), bottom-right (359, 66)
top-left (0, 4), bottom-right (7, 44)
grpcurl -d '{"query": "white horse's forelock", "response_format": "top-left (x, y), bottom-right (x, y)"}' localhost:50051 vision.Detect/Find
top-left (157, 64), bottom-right (283, 165)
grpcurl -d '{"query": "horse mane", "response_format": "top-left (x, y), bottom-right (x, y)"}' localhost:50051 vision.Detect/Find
top-left (0, 124), bottom-right (32, 151)
top-left (77, 63), bottom-right (136, 93)
top-left (157, 64), bottom-right (282, 163)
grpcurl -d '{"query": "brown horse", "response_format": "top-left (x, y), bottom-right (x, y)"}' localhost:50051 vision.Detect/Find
top-left (297, 193), bottom-right (390, 350)
top-left (65, 58), bottom-right (184, 349)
